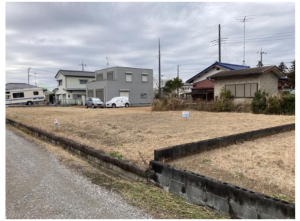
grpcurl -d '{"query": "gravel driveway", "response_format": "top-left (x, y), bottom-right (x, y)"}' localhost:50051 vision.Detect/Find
top-left (6, 128), bottom-right (151, 219)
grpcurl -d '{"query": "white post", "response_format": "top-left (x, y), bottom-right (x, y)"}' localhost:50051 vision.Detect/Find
top-left (82, 95), bottom-right (86, 106)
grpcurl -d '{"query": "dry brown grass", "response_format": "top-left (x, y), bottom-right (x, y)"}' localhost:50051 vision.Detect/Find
top-left (6, 106), bottom-right (295, 168)
top-left (170, 131), bottom-right (295, 202)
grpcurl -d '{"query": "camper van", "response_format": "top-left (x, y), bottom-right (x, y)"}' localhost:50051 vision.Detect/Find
top-left (6, 83), bottom-right (45, 105)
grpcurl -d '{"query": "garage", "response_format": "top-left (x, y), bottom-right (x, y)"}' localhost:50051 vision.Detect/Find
top-left (96, 89), bottom-right (104, 102)
top-left (120, 90), bottom-right (129, 99)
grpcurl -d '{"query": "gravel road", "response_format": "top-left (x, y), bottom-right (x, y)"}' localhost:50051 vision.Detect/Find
top-left (6, 128), bottom-right (151, 219)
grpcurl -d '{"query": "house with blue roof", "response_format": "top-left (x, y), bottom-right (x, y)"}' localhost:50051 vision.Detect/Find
top-left (186, 61), bottom-right (250, 101)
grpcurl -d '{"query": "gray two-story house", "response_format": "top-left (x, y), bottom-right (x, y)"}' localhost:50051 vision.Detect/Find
top-left (86, 66), bottom-right (153, 106)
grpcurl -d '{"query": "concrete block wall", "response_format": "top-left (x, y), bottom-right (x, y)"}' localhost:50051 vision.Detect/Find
top-left (259, 71), bottom-right (279, 96)
top-left (150, 161), bottom-right (295, 219)
top-left (154, 123), bottom-right (295, 161)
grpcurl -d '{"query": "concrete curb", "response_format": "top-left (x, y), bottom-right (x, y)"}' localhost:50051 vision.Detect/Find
top-left (6, 118), bottom-right (148, 182)
top-left (149, 161), bottom-right (295, 219)
top-left (154, 123), bottom-right (295, 161)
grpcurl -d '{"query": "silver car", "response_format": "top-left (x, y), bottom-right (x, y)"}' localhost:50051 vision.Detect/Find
top-left (85, 97), bottom-right (103, 108)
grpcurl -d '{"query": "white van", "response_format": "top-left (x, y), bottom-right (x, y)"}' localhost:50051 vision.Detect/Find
top-left (106, 96), bottom-right (130, 108)
top-left (6, 85), bottom-right (45, 106)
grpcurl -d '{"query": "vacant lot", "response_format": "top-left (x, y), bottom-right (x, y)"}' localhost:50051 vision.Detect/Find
top-left (170, 131), bottom-right (295, 202)
top-left (6, 106), bottom-right (295, 168)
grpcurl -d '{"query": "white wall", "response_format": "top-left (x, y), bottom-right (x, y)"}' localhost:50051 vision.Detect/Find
top-left (193, 66), bottom-right (228, 83)
top-left (66, 76), bottom-right (93, 89)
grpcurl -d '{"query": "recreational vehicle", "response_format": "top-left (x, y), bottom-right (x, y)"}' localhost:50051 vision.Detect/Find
top-left (6, 83), bottom-right (45, 105)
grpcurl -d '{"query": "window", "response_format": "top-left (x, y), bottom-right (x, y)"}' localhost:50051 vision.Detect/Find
top-left (80, 80), bottom-right (88, 84)
top-left (250, 83), bottom-right (257, 97)
top-left (97, 73), bottom-right (103, 81)
top-left (236, 85), bottom-right (245, 98)
top-left (245, 84), bottom-right (251, 97)
top-left (6, 91), bottom-right (10, 94)
top-left (142, 74), bottom-right (148, 82)
top-left (58, 80), bottom-right (63, 86)
top-left (225, 85), bottom-right (235, 97)
top-left (225, 83), bottom-right (258, 98)
top-left (13, 92), bottom-right (24, 98)
top-left (33, 91), bottom-right (39, 95)
top-left (141, 93), bottom-right (147, 99)
top-left (68, 95), bottom-right (70, 98)
top-left (126, 73), bottom-right (132, 82)
top-left (107, 71), bottom-right (113, 80)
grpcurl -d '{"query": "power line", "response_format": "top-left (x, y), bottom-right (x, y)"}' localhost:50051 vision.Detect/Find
top-left (225, 37), bottom-right (294, 44)
top-left (226, 31), bottom-right (295, 39)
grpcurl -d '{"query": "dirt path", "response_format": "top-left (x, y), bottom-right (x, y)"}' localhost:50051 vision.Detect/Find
top-left (6, 128), bottom-right (151, 219)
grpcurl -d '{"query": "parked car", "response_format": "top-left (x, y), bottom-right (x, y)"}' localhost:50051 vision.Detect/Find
top-left (106, 97), bottom-right (130, 108)
top-left (85, 97), bottom-right (103, 108)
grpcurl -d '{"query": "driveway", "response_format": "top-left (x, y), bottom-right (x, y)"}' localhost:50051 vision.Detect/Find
top-left (6, 128), bottom-right (151, 219)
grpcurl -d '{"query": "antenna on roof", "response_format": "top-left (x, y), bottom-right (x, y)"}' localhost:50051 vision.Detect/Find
top-left (79, 61), bottom-right (87, 71)
top-left (235, 15), bottom-right (256, 65)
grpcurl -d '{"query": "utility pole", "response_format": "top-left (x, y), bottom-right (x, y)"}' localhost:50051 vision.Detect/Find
top-left (79, 61), bottom-right (87, 71)
top-left (218, 24), bottom-right (221, 62)
top-left (27, 67), bottom-right (31, 84)
top-left (235, 15), bottom-right (255, 65)
top-left (34, 73), bottom-right (37, 86)
top-left (257, 48), bottom-right (267, 67)
top-left (177, 65), bottom-right (181, 78)
top-left (158, 38), bottom-right (161, 99)
top-left (106, 56), bottom-right (110, 68)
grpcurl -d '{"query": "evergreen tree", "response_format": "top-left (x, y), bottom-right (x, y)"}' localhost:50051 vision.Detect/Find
top-left (287, 60), bottom-right (295, 89)
top-left (278, 62), bottom-right (288, 74)
top-left (163, 77), bottom-right (184, 97)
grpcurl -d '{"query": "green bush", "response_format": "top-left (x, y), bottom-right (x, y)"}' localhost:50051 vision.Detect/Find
top-left (281, 94), bottom-right (295, 115)
top-left (266, 94), bottom-right (283, 114)
top-left (251, 90), bottom-right (268, 114)
top-left (215, 87), bottom-right (234, 112)
top-left (251, 90), bottom-right (295, 115)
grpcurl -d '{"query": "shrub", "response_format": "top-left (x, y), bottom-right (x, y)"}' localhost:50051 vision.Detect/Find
top-left (266, 94), bottom-right (283, 115)
top-left (281, 94), bottom-right (295, 115)
top-left (215, 87), bottom-right (234, 112)
top-left (152, 97), bottom-right (185, 111)
top-left (251, 91), bottom-right (295, 115)
top-left (251, 90), bottom-right (268, 114)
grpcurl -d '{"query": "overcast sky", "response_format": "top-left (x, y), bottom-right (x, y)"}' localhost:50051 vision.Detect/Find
top-left (6, 2), bottom-right (295, 90)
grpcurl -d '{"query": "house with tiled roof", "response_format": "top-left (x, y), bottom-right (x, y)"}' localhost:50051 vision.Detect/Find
top-left (186, 61), bottom-right (250, 101)
top-left (54, 70), bottom-right (95, 104)
top-left (210, 66), bottom-right (285, 103)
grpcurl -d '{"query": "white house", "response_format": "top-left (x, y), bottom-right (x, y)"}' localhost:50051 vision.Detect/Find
top-left (179, 83), bottom-right (192, 98)
top-left (54, 70), bottom-right (95, 104)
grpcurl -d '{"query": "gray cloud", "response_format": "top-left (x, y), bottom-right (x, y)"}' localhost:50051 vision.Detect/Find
top-left (6, 2), bottom-right (295, 90)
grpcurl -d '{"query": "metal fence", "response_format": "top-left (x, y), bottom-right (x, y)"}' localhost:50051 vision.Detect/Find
top-left (58, 99), bottom-right (83, 105)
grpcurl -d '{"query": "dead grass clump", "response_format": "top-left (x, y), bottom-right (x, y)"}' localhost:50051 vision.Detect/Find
top-left (152, 98), bottom-right (185, 111)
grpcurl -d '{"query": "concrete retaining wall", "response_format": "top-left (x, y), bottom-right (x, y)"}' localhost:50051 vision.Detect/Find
top-left (154, 123), bottom-right (295, 161)
top-left (150, 161), bottom-right (295, 219)
top-left (6, 118), bottom-right (148, 182)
